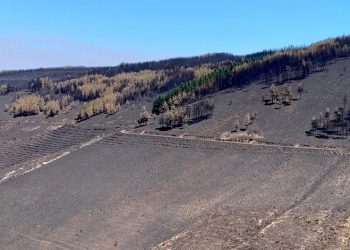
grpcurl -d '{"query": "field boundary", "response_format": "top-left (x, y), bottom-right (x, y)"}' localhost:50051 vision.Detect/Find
top-left (118, 129), bottom-right (350, 156)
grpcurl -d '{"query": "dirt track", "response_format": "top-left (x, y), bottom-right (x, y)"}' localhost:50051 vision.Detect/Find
top-left (119, 129), bottom-right (350, 156)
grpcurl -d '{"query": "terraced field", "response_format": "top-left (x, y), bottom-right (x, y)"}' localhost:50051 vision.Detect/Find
top-left (0, 124), bottom-right (112, 179)
top-left (1, 127), bottom-right (350, 249)
top-left (2, 119), bottom-right (349, 187)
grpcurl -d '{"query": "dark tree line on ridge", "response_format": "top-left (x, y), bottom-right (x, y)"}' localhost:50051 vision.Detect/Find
top-left (87, 53), bottom-right (240, 77)
top-left (153, 36), bottom-right (350, 115)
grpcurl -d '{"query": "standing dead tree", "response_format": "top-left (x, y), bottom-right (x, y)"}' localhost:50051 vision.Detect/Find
top-left (269, 84), bottom-right (279, 104)
top-left (309, 104), bottom-right (350, 137)
top-left (186, 99), bottom-right (214, 123)
top-left (297, 82), bottom-right (304, 100)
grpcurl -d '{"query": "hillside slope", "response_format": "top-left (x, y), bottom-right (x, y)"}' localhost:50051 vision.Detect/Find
top-left (2, 37), bottom-right (350, 249)
top-left (144, 57), bottom-right (350, 147)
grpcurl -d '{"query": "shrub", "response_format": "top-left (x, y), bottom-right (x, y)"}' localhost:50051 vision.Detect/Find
top-left (138, 111), bottom-right (152, 126)
top-left (77, 102), bottom-right (94, 120)
top-left (58, 95), bottom-right (73, 109)
top-left (4, 104), bottom-right (9, 112)
top-left (92, 99), bottom-right (104, 115)
top-left (45, 100), bottom-right (61, 116)
top-left (0, 84), bottom-right (11, 95)
top-left (105, 102), bottom-right (119, 114)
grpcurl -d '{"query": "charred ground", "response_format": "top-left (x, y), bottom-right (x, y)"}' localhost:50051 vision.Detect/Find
top-left (1, 37), bottom-right (350, 249)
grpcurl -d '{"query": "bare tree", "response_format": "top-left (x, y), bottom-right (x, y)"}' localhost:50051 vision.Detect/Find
top-left (243, 113), bottom-right (252, 129)
top-left (311, 116), bottom-right (319, 132)
top-left (232, 117), bottom-right (240, 132)
top-left (138, 111), bottom-right (152, 126)
top-left (297, 82), bottom-right (304, 100)
top-left (269, 84), bottom-right (279, 104)
top-left (282, 84), bottom-right (293, 104)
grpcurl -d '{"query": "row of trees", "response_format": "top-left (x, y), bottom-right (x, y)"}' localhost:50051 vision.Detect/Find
top-left (71, 66), bottom-right (212, 120)
top-left (267, 83), bottom-right (303, 105)
top-left (153, 36), bottom-right (350, 114)
top-left (9, 65), bottom-right (214, 119)
top-left (159, 107), bottom-right (187, 128)
top-left (135, 104), bottom-right (207, 129)
top-left (76, 94), bottom-right (120, 121)
top-left (30, 77), bottom-right (54, 94)
top-left (152, 62), bottom-right (254, 114)
top-left (232, 111), bottom-right (257, 132)
top-left (54, 66), bottom-right (212, 102)
top-left (157, 100), bottom-right (215, 128)
top-left (185, 99), bottom-right (214, 123)
top-left (10, 94), bottom-right (44, 116)
top-left (88, 53), bottom-right (238, 76)
top-left (309, 102), bottom-right (350, 137)
top-left (152, 51), bottom-right (274, 114)
top-left (9, 94), bottom-right (73, 117)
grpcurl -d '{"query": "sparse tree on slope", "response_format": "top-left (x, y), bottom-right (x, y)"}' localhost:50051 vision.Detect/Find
top-left (232, 117), bottom-right (240, 132)
top-left (269, 84), bottom-right (279, 104)
top-left (282, 84), bottom-right (293, 104)
top-left (138, 110), bottom-right (152, 126)
top-left (242, 113), bottom-right (252, 130)
top-left (45, 100), bottom-right (60, 116)
top-left (311, 116), bottom-right (319, 131)
top-left (297, 82), bottom-right (304, 100)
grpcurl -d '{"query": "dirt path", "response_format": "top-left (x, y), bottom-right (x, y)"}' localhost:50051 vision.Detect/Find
top-left (119, 129), bottom-right (350, 156)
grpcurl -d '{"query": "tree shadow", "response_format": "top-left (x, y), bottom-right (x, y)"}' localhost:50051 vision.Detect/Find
top-left (135, 124), bottom-right (147, 128)
top-left (156, 127), bottom-right (172, 131)
top-left (187, 114), bottom-right (212, 125)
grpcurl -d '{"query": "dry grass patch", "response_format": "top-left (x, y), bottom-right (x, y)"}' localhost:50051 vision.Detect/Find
top-left (220, 131), bottom-right (264, 142)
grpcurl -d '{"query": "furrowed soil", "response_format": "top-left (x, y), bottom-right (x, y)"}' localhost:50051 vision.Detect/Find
top-left (2, 131), bottom-right (350, 249)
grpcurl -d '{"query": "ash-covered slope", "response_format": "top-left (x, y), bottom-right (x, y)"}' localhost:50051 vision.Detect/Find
top-left (158, 57), bottom-right (350, 147)
top-left (2, 39), bottom-right (350, 250)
